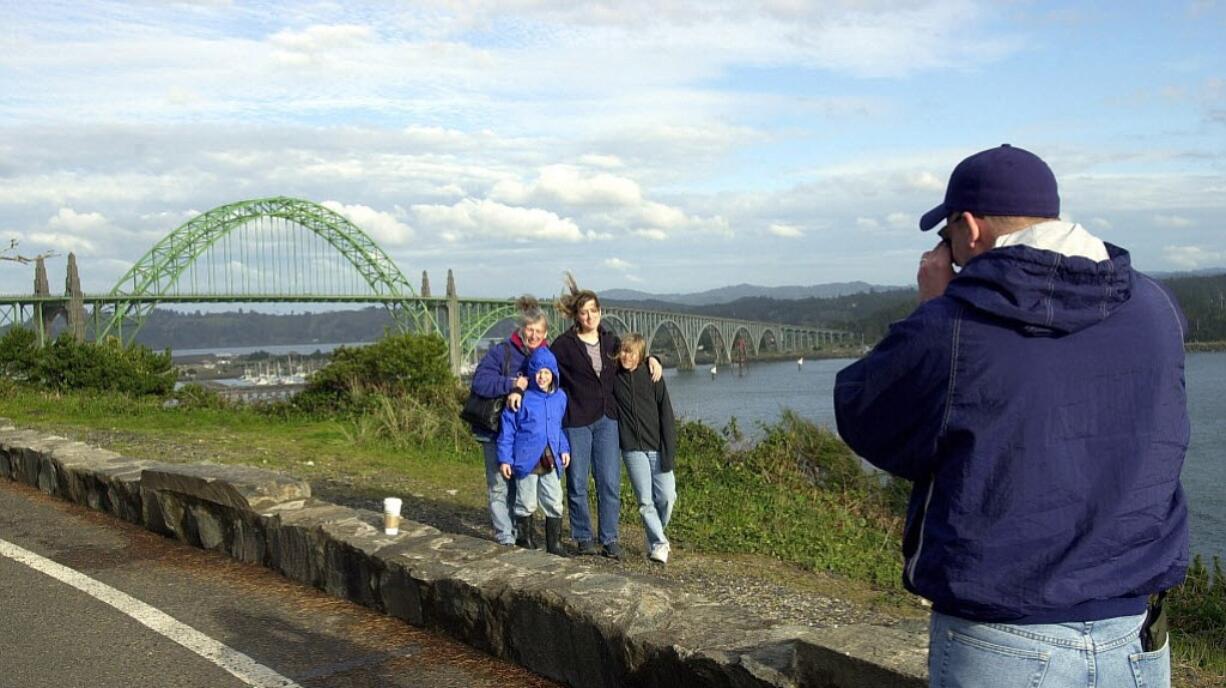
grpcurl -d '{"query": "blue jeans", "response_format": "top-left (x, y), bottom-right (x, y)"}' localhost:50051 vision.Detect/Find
top-left (928, 610), bottom-right (1169, 688)
top-left (565, 415), bottom-right (621, 545)
top-left (514, 470), bottom-right (563, 518)
top-left (481, 440), bottom-right (517, 545)
top-left (622, 450), bottom-right (675, 549)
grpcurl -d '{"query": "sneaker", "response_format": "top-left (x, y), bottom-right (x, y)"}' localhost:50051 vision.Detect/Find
top-left (601, 542), bottom-right (623, 559)
top-left (576, 540), bottom-right (599, 556)
top-left (648, 543), bottom-right (670, 564)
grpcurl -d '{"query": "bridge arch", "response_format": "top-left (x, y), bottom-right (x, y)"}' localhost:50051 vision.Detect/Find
top-left (647, 318), bottom-right (693, 370)
top-left (99, 197), bottom-right (435, 342)
top-left (695, 322), bottom-right (730, 365)
top-left (600, 313), bottom-right (631, 336)
top-left (730, 325), bottom-right (757, 357)
top-left (757, 327), bottom-right (780, 354)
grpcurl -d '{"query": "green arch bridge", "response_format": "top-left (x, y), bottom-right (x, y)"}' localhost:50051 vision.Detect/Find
top-left (0, 197), bottom-right (859, 373)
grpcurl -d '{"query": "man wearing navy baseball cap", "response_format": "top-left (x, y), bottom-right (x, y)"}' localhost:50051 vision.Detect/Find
top-left (834, 145), bottom-right (1189, 687)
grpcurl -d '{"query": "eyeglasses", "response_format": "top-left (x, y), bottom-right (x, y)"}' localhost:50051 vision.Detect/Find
top-left (938, 213), bottom-right (962, 246)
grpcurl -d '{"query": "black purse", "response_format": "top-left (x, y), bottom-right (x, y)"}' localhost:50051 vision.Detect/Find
top-left (461, 343), bottom-right (511, 434)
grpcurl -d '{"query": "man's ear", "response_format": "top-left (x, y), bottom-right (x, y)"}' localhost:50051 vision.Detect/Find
top-left (963, 212), bottom-right (984, 251)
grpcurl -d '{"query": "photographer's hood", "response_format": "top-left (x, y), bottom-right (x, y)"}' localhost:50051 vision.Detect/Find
top-left (944, 242), bottom-right (1133, 336)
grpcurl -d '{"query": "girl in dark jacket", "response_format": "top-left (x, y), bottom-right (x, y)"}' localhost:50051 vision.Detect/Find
top-left (612, 334), bottom-right (677, 564)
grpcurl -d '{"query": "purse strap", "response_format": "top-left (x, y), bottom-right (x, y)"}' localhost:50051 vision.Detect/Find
top-left (501, 342), bottom-right (512, 378)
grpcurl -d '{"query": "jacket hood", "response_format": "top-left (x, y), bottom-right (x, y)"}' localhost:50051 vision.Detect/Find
top-left (944, 242), bottom-right (1134, 335)
top-left (526, 347), bottom-right (560, 392)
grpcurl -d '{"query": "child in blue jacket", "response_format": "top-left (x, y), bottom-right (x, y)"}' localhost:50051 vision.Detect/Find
top-left (497, 347), bottom-right (571, 555)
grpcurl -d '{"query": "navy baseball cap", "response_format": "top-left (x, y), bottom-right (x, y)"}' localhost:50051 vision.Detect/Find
top-left (919, 144), bottom-right (1060, 231)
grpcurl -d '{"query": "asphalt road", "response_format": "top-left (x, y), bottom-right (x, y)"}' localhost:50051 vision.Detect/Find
top-left (0, 480), bottom-right (559, 688)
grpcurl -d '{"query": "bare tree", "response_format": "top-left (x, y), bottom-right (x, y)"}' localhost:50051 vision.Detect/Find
top-left (1, 239), bottom-right (59, 265)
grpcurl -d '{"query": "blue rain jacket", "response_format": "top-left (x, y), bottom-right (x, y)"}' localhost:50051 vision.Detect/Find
top-left (497, 347), bottom-right (571, 479)
top-left (834, 243), bottom-right (1189, 623)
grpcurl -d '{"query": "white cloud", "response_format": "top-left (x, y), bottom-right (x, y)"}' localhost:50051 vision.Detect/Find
top-left (47, 208), bottom-right (109, 233)
top-left (412, 198), bottom-right (584, 242)
top-left (491, 165), bottom-right (642, 207)
top-left (269, 24), bottom-right (374, 66)
top-left (886, 212), bottom-right (913, 229)
top-left (768, 223), bottom-right (804, 238)
top-left (321, 201), bottom-right (414, 246)
top-left (1163, 245), bottom-right (1225, 268)
top-left (1089, 217), bottom-right (1113, 230)
top-left (633, 228), bottom-right (668, 241)
top-left (578, 154), bottom-right (624, 169)
top-left (1154, 214), bottom-right (1195, 228)
top-left (603, 257), bottom-right (633, 270)
top-left (26, 232), bottom-right (97, 255)
top-left (855, 217), bottom-right (881, 229)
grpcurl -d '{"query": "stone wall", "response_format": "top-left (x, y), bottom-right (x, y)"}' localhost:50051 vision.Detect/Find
top-left (0, 419), bottom-right (927, 687)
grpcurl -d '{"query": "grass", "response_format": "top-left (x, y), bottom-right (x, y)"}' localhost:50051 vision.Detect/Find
top-left (1, 382), bottom-right (1222, 686)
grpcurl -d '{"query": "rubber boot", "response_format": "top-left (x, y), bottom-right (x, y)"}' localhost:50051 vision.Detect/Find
top-left (545, 517), bottom-right (566, 557)
top-left (514, 515), bottom-right (536, 549)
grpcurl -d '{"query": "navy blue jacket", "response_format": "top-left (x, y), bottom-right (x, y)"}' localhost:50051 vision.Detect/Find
top-left (834, 243), bottom-right (1189, 623)
top-left (497, 348), bottom-right (571, 479)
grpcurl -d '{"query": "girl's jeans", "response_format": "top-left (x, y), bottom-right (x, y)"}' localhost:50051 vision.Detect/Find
top-left (928, 609), bottom-right (1168, 688)
top-left (564, 416), bottom-right (621, 545)
top-left (622, 450), bottom-right (675, 549)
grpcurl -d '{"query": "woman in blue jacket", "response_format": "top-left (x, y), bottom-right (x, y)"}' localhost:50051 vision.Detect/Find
top-left (468, 295), bottom-right (548, 545)
top-left (497, 347), bottom-right (571, 555)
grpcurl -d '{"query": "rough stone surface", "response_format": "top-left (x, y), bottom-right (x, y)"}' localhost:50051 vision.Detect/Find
top-left (0, 424), bottom-right (928, 687)
top-left (141, 463), bottom-right (311, 511)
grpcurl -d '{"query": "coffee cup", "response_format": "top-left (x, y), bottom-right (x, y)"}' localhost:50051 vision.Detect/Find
top-left (383, 497), bottom-right (403, 535)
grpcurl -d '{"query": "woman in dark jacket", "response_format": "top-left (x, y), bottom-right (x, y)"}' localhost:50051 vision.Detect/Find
top-left (469, 295), bottom-right (548, 545)
top-left (549, 274), bottom-right (660, 558)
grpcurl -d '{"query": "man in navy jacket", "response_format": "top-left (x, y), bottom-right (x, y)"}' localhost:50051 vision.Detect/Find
top-left (834, 145), bottom-right (1188, 687)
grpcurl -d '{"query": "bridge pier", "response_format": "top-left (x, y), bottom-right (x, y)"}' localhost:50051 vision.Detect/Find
top-left (445, 270), bottom-right (462, 377)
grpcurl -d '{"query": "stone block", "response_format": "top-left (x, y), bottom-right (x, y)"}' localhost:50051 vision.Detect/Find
top-left (141, 463), bottom-right (310, 512)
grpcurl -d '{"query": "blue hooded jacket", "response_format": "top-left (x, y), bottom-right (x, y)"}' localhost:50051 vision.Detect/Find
top-left (496, 347), bottom-right (571, 479)
top-left (834, 242), bottom-right (1189, 623)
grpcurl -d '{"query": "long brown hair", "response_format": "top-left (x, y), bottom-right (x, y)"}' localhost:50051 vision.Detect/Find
top-left (555, 271), bottom-right (600, 323)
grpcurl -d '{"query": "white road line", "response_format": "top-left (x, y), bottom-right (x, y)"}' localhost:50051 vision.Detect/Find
top-left (0, 537), bottom-right (303, 688)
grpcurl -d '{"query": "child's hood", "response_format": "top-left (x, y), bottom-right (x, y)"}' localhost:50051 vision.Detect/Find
top-left (526, 347), bottom-right (561, 392)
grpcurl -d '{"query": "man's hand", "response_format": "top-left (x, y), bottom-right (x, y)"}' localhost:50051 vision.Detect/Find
top-left (918, 241), bottom-right (956, 303)
top-left (507, 390), bottom-right (522, 412)
top-left (648, 356), bottom-right (663, 382)
top-left (500, 463), bottom-right (513, 480)
top-left (561, 452), bottom-right (571, 468)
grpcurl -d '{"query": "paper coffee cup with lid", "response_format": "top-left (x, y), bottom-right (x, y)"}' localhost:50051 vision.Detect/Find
top-left (383, 497), bottom-right (403, 535)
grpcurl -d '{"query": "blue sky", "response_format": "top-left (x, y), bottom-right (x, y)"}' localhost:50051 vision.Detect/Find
top-left (1, 1), bottom-right (1223, 299)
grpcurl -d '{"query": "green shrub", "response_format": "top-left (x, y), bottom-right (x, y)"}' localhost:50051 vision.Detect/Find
top-left (1169, 555), bottom-right (1226, 675)
top-left (172, 383), bottom-right (230, 410)
top-left (295, 333), bottom-right (454, 413)
top-left (669, 413), bottom-right (904, 586)
top-left (33, 335), bottom-right (175, 396)
top-left (0, 327), bottom-right (39, 380)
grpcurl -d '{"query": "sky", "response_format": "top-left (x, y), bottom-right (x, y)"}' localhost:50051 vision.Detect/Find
top-left (1, 0), bottom-right (1224, 300)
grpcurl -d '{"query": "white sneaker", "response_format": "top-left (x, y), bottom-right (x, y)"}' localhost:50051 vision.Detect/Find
top-left (649, 543), bottom-right (670, 564)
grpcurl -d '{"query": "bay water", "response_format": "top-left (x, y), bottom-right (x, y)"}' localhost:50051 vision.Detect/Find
top-left (662, 353), bottom-right (1225, 562)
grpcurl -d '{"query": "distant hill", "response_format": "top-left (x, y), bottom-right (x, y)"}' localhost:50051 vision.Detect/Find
top-left (602, 281), bottom-right (901, 306)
